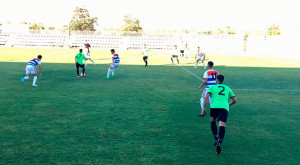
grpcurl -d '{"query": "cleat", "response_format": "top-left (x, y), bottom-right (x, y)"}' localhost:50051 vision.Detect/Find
top-left (77, 76), bottom-right (80, 78)
top-left (21, 77), bottom-right (24, 84)
top-left (105, 77), bottom-right (109, 79)
top-left (216, 143), bottom-right (221, 155)
top-left (112, 74), bottom-right (115, 77)
top-left (198, 112), bottom-right (206, 117)
top-left (82, 75), bottom-right (86, 77)
top-left (194, 66), bottom-right (197, 68)
top-left (32, 84), bottom-right (38, 87)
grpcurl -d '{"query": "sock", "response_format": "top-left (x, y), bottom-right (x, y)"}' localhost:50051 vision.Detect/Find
top-left (211, 122), bottom-right (218, 137)
top-left (82, 68), bottom-right (85, 75)
top-left (24, 76), bottom-right (29, 80)
top-left (177, 59), bottom-right (179, 64)
top-left (200, 97), bottom-right (204, 110)
top-left (90, 58), bottom-right (95, 64)
top-left (33, 76), bottom-right (37, 85)
top-left (195, 62), bottom-right (198, 67)
top-left (145, 61), bottom-right (148, 67)
top-left (77, 68), bottom-right (79, 76)
top-left (112, 69), bottom-right (114, 75)
top-left (218, 126), bottom-right (226, 143)
top-left (107, 68), bottom-right (111, 77)
top-left (203, 62), bottom-right (206, 68)
top-left (83, 59), bottom-right (87, 65)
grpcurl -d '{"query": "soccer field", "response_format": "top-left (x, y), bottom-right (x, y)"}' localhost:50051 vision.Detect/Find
top-left (0, 48), bottom-right (300, 164)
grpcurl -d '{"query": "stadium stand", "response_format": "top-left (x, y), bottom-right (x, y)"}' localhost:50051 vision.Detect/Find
top-left (0, 33), bottom-right (10, 46)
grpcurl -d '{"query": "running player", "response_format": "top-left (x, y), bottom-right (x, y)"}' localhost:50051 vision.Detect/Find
top-left (21, 55), bottom-right (42, 87)
top-left (105, 49), bottom-right (120, 79)
top-left (170, 45), bottom-right (180, 65)
top-left (142, 44), bottom-right (149, 67)
top-left (194, 47), bottom-right (206, 69)
top-left (83, 41), bottom-right (95, 66)
top-left (75, 49), bottom-right (87, 78)
top-left (198, 61), bottom-right (219, 116)
top-left (201, 75), bottom-right (237, 155)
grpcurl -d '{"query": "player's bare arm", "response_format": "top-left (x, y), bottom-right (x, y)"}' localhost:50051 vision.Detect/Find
top-left (38, 64), bottom-right (42, 77)
top-left (229, 97), bottom-right (237, 106)
top-left (198, 79), bottom-right (208, 89)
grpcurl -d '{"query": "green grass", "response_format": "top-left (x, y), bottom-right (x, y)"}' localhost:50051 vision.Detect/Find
top-left (0, 48), bottom-right (300, 164)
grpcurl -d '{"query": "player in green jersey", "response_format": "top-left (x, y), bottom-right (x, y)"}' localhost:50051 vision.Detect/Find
top-left (202, 74), bottom-right (237, 155)
top-left (75, 49), bottom-right (87, 78)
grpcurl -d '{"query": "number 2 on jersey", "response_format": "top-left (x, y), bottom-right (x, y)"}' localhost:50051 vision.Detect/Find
top-left (218, 86), bottom-right (225, 95)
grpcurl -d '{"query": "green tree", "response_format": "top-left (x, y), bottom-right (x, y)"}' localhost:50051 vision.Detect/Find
top-left (19, 22), bottom-right (28, 25)
top-left (29, 23), bottom-right (45, 30)
top-left (267, 24), bottom-right (280, 35)
top-left (47, 26), bottom-right (55, 30)
top-left (121, 15), bottom-right (143, 32)
top-left (69, 7), bottom-right (98, 31)
top-left (226, 26), bottom-right (236, 34)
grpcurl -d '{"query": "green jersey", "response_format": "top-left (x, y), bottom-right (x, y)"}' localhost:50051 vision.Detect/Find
top-left (207, 84), bottom-right (235, 111)
top-left (76, 53), bottom-right (86, 65)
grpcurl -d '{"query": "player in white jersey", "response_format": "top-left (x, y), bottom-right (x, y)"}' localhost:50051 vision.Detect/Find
top-left (183, 42), bottom-right (191, 62)
top-left (142, 44), bottom-right (149, 67)
top-left (194, 47), bottom-right (207, 69)
top-left (83, 41), bottom-right (95, 66)
top-left (198, 61), bottom-right (219, 116)
top-left (21, 55), bottom-right (42, 87)
top-left (105, 49), bottom-right (120, 79)
top-left (170, 45), bottom-right (180, 65)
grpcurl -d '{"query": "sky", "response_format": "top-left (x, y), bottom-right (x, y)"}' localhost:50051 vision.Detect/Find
top-left (0, 0), bottom-right (299, 32)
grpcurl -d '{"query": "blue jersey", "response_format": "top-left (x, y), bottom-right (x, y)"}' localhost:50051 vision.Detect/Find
top-left (113, 54), bottom-right (120, 64)
top-left (27, 59), bottom-right (41, 66)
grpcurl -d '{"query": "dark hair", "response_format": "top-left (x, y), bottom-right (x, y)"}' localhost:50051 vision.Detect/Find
top-left (217, 75), bottom-right (224, 83)
top-left (79, 49), bottom-right (83, 53)
top-left (208, 61), bottom-right (214, 68)
top-left (37, 55), bottom-right (42, 59)
top-left (111, 49), bottom-right (115, 52)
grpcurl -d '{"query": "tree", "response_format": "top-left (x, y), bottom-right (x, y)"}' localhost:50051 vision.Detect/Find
top-left (121, 15), bottom-right (143, 32)
top-left (226, 26), bottom-right (236, 34)
top-left (69, 7), bottom-right (98, 31)
top-left (47, 26), bottom-right (55, 30)
top-left (29, 23), bottom-right (45, 30)
top-left (267, 24), bottom-right (280, 35)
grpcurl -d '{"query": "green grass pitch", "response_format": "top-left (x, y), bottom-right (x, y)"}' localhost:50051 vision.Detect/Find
top-left (0, 48), bottom-right (299, 164)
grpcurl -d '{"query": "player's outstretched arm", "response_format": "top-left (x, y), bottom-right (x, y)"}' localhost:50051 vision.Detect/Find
top-left (198, 79), bottom-right (208, 89)
top-left (38, 64), bottom-right (42, 77)
top-left (229, 97), bottom-right (237, 106)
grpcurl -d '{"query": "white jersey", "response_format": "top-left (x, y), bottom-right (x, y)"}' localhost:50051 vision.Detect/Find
top-left (173, 48), bottom-right (179, 55)
top-left (27, 59), bottom-right (41, 68)
top-left (142, 49), bottom-right (149, 57)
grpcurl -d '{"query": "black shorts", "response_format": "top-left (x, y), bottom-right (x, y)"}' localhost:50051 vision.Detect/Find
top-left (180, 50), bottom-right (184, 53)
top-left (172, 55), bottom-right (178, 58)
top-left (210, 108), bottom-right (228, 123)
top-left (76, 62), bottom-right (84, 68)
top-left (143, 56), bottom-right (148, 61)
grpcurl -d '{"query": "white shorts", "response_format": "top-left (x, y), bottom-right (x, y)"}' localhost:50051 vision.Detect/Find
top-left (111, 63), bottom-right (119, 69)
top-left (85, 53), bottom-right (90, 58)
top-left (197, 56), bottom-right (204, 61)
top-left (26, 66), bottom-right (36, 75)
top-left (202, 88), bottom-right (209, 98)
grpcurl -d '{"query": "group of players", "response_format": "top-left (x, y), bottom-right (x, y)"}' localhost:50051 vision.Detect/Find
top-left (20, 43), bottom-right (237, 155)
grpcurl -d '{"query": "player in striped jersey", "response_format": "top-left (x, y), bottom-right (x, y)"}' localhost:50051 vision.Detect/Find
top-left (105, 49), bottom-right (120, 79)
top-left (21, 55), bottom-right (42, 87)
top-left (83, 41), bottom-right (95, 66)
top-left (194, 47), bottom-right (206, 69)
top-left (198, 61), bottom-right (219, 116)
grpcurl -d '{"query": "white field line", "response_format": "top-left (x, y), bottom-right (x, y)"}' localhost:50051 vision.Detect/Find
top-left (158, 54), bottom-right (300, 92)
